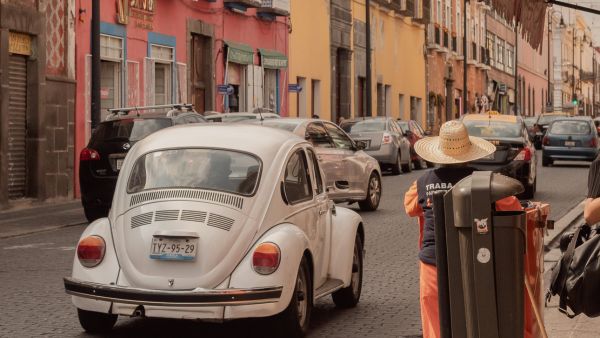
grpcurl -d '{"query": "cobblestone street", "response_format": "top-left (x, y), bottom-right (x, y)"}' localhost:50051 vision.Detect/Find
top-left (0, 154), bottom-right (589, 337)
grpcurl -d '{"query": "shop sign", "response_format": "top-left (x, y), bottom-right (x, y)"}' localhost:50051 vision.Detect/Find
top-left (288, 84), bottom-right (302, 92)
top-left (217, 84), bottom-right (234, 95)
top-left (8, 32), bottom-right (32, 56)
top-left (116, 0), bottom-right (155, 30)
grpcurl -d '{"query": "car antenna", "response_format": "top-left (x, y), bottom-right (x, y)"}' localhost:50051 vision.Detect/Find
top-left (256, 108), bottom-right (264, 122)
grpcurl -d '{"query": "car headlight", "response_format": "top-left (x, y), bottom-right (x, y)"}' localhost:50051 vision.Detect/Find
top-left (252, 242), bottom-right (281, 275)
top-left (77, 235), bottom-right (106, 268)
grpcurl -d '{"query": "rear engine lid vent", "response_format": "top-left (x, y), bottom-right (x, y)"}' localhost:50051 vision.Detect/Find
top-left (154, 210), bottom-right (180, 222)
top-left (131, 212), bottom-right (153, 229)
top-left (207, 214), bottom-right (235, 231)
top-left (180, 210), bottom-right (207, 223)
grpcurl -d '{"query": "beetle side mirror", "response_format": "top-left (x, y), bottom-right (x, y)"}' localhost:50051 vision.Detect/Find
top-left (355, 140), bottom-right (367, 151)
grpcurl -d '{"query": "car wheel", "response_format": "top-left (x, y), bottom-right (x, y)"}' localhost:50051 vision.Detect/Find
top-left (273, 257), bottom-right (312, 338)
top-left (401, 159), bottom-right (412, 173)
top-left (332, 234), bottom-right (363, 308)
top-left (83, 206), bottom-right (108, 223)
top-left (359, 173), bottom-right (381, 211)
top-left (426, 161), bottom-right (435, 168)
top-left (77, 309), bottom-right (117, 333)
top-left (542, 157), bottom-right (552, 167)
top-left (414, 158), bottom-right (427, 170)
top-left (391, 152), bottom-right (402, 175)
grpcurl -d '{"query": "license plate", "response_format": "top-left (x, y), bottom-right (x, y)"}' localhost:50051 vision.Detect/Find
top-left (150, 237), bottom-right (198, 261)
top-left (565, 141), bottom-right (576, 147)
top-left (116, 159), bottom-right (124, 171)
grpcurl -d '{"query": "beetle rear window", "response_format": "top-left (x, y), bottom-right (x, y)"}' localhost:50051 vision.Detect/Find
top-left (127, 149), bottom-right (261, 196)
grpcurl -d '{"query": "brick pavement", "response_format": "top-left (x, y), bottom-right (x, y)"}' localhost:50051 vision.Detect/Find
top-left (0, 157), bottom-right (593, 337)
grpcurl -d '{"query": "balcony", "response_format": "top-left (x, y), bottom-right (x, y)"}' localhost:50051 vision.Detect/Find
top-left (257, 0), bottom-right (290, 17)
top-left (224, 0), bottom-right (262, 12)
top-left (581, 71), bottom-right (595, 82)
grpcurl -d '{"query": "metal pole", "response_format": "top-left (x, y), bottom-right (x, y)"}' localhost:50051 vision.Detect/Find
top-left (366, 0), bottom-right (372, 117)
top-left (594, 49), bottom-right (596, 117)
top-left (91, 0), bottom-right (101, 128)
top-left (463, 0), bottom-right (468, 115)
top-left (515, 24), bottom-right (519, 115)
top-left (573, 25), bottom-right (576, 108)
top-left (548, 11), bottom-right (552, 109)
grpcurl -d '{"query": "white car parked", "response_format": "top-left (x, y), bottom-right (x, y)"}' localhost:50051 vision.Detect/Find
top-left (64, 124), bottom-right (365, 337)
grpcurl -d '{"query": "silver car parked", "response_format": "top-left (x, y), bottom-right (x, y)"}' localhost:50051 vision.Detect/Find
top-left (340, 117), bottom-right (412, 175)
top-left (256, 118), bottom-right (382, 211)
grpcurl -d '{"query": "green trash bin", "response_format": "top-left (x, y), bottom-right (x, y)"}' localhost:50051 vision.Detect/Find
top-left (436, 171), bottom-right (526, 338)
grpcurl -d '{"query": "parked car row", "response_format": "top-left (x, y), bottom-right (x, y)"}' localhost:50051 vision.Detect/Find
top-left (80, 106), bottom-right (434, 222)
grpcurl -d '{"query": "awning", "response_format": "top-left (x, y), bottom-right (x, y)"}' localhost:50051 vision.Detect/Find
top-left (259, 48), bottom-right (288, 69)
top-left (489, 0), bottom-right (546, 51)
top-left (225, 41), bottom-right (254, 65)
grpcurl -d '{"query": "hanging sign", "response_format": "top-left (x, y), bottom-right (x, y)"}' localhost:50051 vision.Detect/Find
top-left (8, 32), bottom-right (32, 56)
top-left (217, 84), bottom-right (234, 95)
top-left (288, 84), bottom-right (303, 92)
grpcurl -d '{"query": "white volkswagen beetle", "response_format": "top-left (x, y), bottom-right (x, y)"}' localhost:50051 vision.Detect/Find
top-left (64, 124), bottom-right (365, 336)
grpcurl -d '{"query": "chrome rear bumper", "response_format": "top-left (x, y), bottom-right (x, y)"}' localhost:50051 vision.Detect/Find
top-left (64, 277), bottom-right (283, 307)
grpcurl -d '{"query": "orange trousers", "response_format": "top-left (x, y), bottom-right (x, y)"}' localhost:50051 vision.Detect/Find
top-left (420, 261), bottom-right (440, 338)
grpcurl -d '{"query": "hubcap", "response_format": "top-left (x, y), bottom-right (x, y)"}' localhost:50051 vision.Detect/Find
top-left (369, 176), bottom-right (381, 205)
top-left (295, 266), bottom-right (308, 327)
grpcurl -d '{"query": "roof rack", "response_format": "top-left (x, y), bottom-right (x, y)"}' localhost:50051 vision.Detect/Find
top-left (105, 103), bottom-right (194, 120)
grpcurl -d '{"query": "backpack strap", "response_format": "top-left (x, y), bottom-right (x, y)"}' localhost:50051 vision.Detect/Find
top-left (549, 225), bottom-right (588, 315)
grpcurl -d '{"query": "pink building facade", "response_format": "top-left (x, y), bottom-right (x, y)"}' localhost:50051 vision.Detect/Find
top-left (74, 0), bottom-right (289, 196)
top-left (517, 15), bottom-right (549, 117)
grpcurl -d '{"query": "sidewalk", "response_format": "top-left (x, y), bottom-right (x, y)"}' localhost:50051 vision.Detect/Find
top-left (543, 200), bottom-right (600, 338)
top-left (0, 200), bottom-right (87, 238)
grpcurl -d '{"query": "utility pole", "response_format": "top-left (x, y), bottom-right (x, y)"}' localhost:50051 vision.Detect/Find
top-left (366, 0), bottom-right (372, 117)
top-left (594, 48), bottom-right (596, 117)
top-left (463, 0), bottom-right (468, 115)
top-left (514, 23), bottom-right (519, 115)
top-left (547, 10), bottom-right (552, 109)
top-left (91, 0), bottom-right (101, 128)
top-left (573, 25), bottom-right (576, 110)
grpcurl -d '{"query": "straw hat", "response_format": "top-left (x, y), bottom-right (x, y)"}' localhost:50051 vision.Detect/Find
top-left (414, 120), bottom-right (496, 164)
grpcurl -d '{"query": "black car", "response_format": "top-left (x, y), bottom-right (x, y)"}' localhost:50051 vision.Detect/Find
top-left (461, 114), bottom-right (537, 199)
top-left (80, 104), bottom-right (206, 222)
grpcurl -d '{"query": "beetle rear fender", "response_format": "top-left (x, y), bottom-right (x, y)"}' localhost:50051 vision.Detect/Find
top-left (329, 207), bottom-right (363, 287)
top-left (226, 223), bottom-right (311, 319)
top-left (70, 217), bottom-right (120, 314)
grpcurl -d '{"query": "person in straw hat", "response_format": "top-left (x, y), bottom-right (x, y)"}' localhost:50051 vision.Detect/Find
top-left (404, 120), bottom-right (522, 338)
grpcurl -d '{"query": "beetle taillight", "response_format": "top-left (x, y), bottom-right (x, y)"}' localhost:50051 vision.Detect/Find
top-left (77, 236), bottom-right (106, 268)
top-left (252, 243), bottom-right (280, 275)
top-left (80, 148), bottom-right (100, 161)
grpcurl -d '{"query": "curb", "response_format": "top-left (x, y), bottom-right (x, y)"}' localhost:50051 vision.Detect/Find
top-left (544, 200), bottom-right (585, 251)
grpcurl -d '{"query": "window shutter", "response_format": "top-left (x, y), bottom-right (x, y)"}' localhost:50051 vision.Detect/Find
top-left (177, 62), bottom-right (188, 104)
top-left (246, 65), bottom-right (254, 111)
top-left (144, 57), bottom-right (155, 106)
top-left (85, 54), bottom-right (92, 143)
top-left (127, 61), bottom-right (140, 106)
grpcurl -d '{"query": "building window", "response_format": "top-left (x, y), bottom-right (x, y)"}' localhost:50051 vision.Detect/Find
top-left (100, 35), bottom-right (123, 111)
top-left (487, 32), bottom-right (495, 67)
top-left (496, 38), bottom-right (505, 68)
top-left (506, 44), bottom-right (514, 74)
top-left (264, 69), bottom-right (279, 112)
top-left (445, 0), bottom-right (451, 29)
top-left (437, 0), bottom-right (442, 24)
top-left (410, 96), bottom-right (423, 125)
top-left (377, 83), bottom-right (385, 117)
top-left (151, 44), bottom-right (174, 105)
top-left (297, 76), bottom-right (307, 118)
top-left (311, 79), bottom-right (321, 118)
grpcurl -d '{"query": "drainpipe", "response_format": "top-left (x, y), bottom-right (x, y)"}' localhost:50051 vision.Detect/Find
top-left (463, 0), bottom-right (468, 115)
top-left (366, 0), bottom-right (372, 117)
top-left (91, 0), bottom-right (100, 128)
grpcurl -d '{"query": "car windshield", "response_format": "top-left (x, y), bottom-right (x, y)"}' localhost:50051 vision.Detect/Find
top-left (127, 149), bottom-right (261, 196)
top-left (523, 118), bottom-right (536, 127)
top-left (341, 120), bottom-right (386, 133)
top-left (93, 118), bottom-right (172, 143)
top-left (396, 121), bottom-right (409, 133)
top-left (463, 120), bottom-right (522, 138)
top-left (549, 121), bottom-right (591, 135)
top-left (538, 114), bottom-right (568, 125)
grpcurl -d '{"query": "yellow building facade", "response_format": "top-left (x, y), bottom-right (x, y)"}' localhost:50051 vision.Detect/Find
top-left (351, 1), bottom-right (427, 122)
top-left (288, 0), bottom-right (332, 120)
